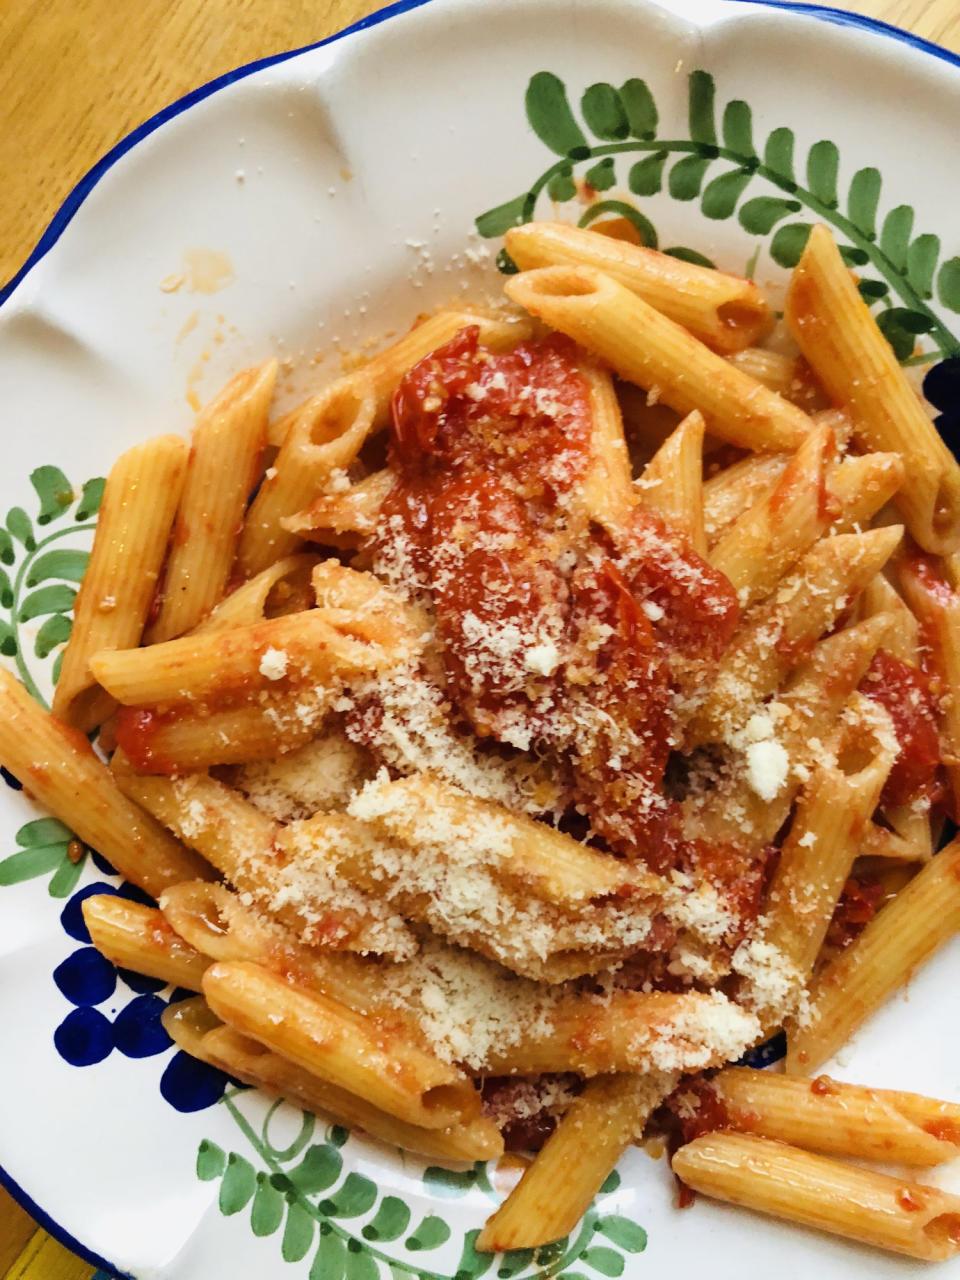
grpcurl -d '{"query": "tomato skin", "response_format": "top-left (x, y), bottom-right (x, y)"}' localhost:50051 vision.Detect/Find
top-left (860, 649), bottom-right (940, 806)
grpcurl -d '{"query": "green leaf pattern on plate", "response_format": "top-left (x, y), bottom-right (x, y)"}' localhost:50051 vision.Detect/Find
top-left (195, 1094), bottom-right (646, 1280)
top-left (474, 67), bottom-right (960, 360)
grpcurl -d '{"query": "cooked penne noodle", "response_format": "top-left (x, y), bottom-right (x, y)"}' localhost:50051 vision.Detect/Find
top-left (858, 572), bottom-right (919, 664)
top-left (202, 960), bottom-right (479, 1130)
top-left (788, 838), bottom-right (960, 1073)
top-left (114, 691), bottom-right (331, 774)
top-left (163, 1000), bottom-right (502, 1161)
top-left (688, 525), bottom-right (902, 746)
top-left (708, 422), bottom-right (834, 608)
top-left (0, 669), bottom-right (210, 897)
top-left (122, 772), bottom-right (416, 958)
top-left (504, 265), bottom-right (812, 451)
top-left (91, 608), bottom-right (408, 707)
top-left (53, 435), bottom-right (189, 731)
top-left (283, 468), bottom-right (394, 541)
top-left (829, 451), bottom-right (905, 532)
top-left (504, 222), bottom-right (771, 352)
top-left (787, 224), bottom-right (960, 555)
top-left (725, 347), bottom-right (828, 410)
top-left (703, 451), bottom-right (789, 543)
top-left (148, 360), bottom-right (277, 641)
top-left (761, 695), bottom-right (897, 982)
top-left (481, 991), bottom-right (760, 1076)
top-left (240, 372), bottom-right (377, 576)
top-left (716, 1068), bottom-right (960, 1165)
top-left (82, 895), bottom-right (210, 990)
top-left (476, 1072), bottom-right (675, 1251)
top-left (673, 1132), bottom-right (960, 1260)
top-left (191, 554), bottom-right (317, 633)
top-left (575, 362), bottom-right (636, 532)
top-left (636, 411), bottom-right (707, 554)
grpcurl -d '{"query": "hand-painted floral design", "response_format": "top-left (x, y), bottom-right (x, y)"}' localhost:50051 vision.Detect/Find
top-left (476, 69), bottom-right (960, 365)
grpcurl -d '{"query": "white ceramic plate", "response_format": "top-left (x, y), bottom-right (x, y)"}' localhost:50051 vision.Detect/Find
top-left (3, 1), bottom-right (960, 1276)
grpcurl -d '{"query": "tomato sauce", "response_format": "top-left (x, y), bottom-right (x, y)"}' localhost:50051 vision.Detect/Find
top-left (379, 326), bottom-right (741, 874)
top-left (859, 649), bottom-right (940, 806)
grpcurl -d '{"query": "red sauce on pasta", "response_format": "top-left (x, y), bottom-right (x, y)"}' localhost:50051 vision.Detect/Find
top-left (859, 649), bottom-right (940, 806)
top-left (380, 326), bottom-right (740, 873)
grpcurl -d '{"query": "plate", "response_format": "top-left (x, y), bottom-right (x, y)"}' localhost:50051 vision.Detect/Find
top-left (3, 1), bottom-right (960, 1276)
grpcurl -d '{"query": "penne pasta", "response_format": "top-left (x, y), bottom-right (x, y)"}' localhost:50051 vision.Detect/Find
top-left (636, 411), bottom-right (707, 554)
top-left (673, 1132), bottom-right (960, 1260)
top-left (476, 1073), bottom-right (675, 1250)
top-left (788, 838), bottom-right (960, 1073)
top-left (82, 895), bottom-right (210, 990)
top-left (787, 224), bottom-right (960, 555)
top-left (504, 265), bottom-right (813, 451)
top-left (148, 359), bottom-right (277, 641)
top-left (0, 669), bottom-right (210, 897)
top-left (504, 222), bottom-right (771, 352)
top-left (53, 434), bottom-right (189, 731)
top-left (716, 1067), bottom-right (960, 1166)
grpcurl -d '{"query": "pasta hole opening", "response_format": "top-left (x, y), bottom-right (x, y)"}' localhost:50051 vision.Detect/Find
top-left (718, 301), bottom-right (766, 332)
top-left (307, 385), bottom-right (370, 449)
top-left (923, 1212), bottom-right (960, 1254)
top-left (527, 271), bottom-right (600, 300)
top-left (835, 740), bottom-right (878, 777)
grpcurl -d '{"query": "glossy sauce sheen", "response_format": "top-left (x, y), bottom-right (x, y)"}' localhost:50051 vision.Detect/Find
top-left (380, 327), bottom-right (745, 888)
top-left (860, 649), bottom-right (940, 807)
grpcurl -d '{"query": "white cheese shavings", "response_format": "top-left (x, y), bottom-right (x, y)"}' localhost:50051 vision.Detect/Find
top-left (259, 648), bottom-right (289, 681)
top-left (525, 641), bottom-right (561, 676)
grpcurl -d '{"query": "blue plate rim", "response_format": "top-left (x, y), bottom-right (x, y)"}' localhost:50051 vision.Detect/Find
top-left (0, 0), bottom-right (957, 1275)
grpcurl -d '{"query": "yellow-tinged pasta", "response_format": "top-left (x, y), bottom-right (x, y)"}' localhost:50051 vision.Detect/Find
top-left (0, 669), bottom-right (210, 897)
top-left (682, 612), bottom-right (896, 849)
top-left (240, 372), bottom-right (377, 576)
top-left (702, 452), bottom-right (790, 543)
top-left (476, 1073), bottom-right (675, 1251)
top-left (504, 265), bottom-right (812, 451)
top-left (284, 468), bottom-right (393, 542)
top-left (725, 347), bottom-right (828, 410)
top-left (346, 772), bottom-right (659, 905)
top-left (761, 695), bottom-right (897, 983)
top-left (148, 359), bottom-right (277, 641)
top-left (504, 222), bottom-right (771, 352)
top-left (788, 838), bottom-right (960, 1073)
top-left (716, 1068), bottom-right (960, 1165)
top-left (787, 224), bottom-right (960, 555)
top-left (163, 1000), bottom-right (503, 1161)
top-left (673, 1133), bottom-right (960, 1261)
top-left (121, 772), bottom-right (416, 959)
top-left (575, 362), bottom-right (636, 532)
top-left (898, 555), bottom-right (960, 806)
top-left (202, 960), bottom-right (479, 1130)
top-left (53, 434), bottom-right (189, 731)
top-left (114, 692), bottom-right (331, 774)
top-left (687, 525), bottom-right (902, 746)
top-left (91, 607), bottom-right (409, 707)
top-left (708, 422), bottom-right (833, 608)
top-left (82, 895), bottom-right (210, 991)
top-left (858, 572), bottom-right (919, 664)
top-left (191, 554), bottom-right (317, 633)
top-left (636, 411), bottom-right (707, 554)
top-left (481, 990), bottom-right (760, 1076)
top-left (829, 451), bottom-right (905, 532)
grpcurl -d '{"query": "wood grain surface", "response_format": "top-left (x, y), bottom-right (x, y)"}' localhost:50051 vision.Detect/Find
top-left (0, 0), bottom-right (957, 1277)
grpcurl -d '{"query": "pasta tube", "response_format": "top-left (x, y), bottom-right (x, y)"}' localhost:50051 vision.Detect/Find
top-left (202, 960), bottom-right (480, 1130)
top-left (673, 1132), bottom-right (960, 1260)
top-left (504, 222), bottom-right (771, 352)
top-left (787, 224), bottom-right (960, 555)
top-left (717, 1068), bottom-right (960, 1165)
top-left (82, 895), bottom-right (210, 990)
top-left (504, 265), bottom-right (812, 451)
top-left (788, 838), bottom-right (960, 1073)
top-left (636, 411), bottom-right (707, 554)
top-left (476, 1073), bottom-right (675, 1250)
top-left (0, 669), bottom-right (210, 897)
top-left (148, 359), bottom-right (277, 641)
top-left (53, 434), bottom-right (188, 731)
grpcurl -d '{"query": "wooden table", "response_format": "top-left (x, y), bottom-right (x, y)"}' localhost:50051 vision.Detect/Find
top-left (0, 0), bottom-right (957, 1276)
